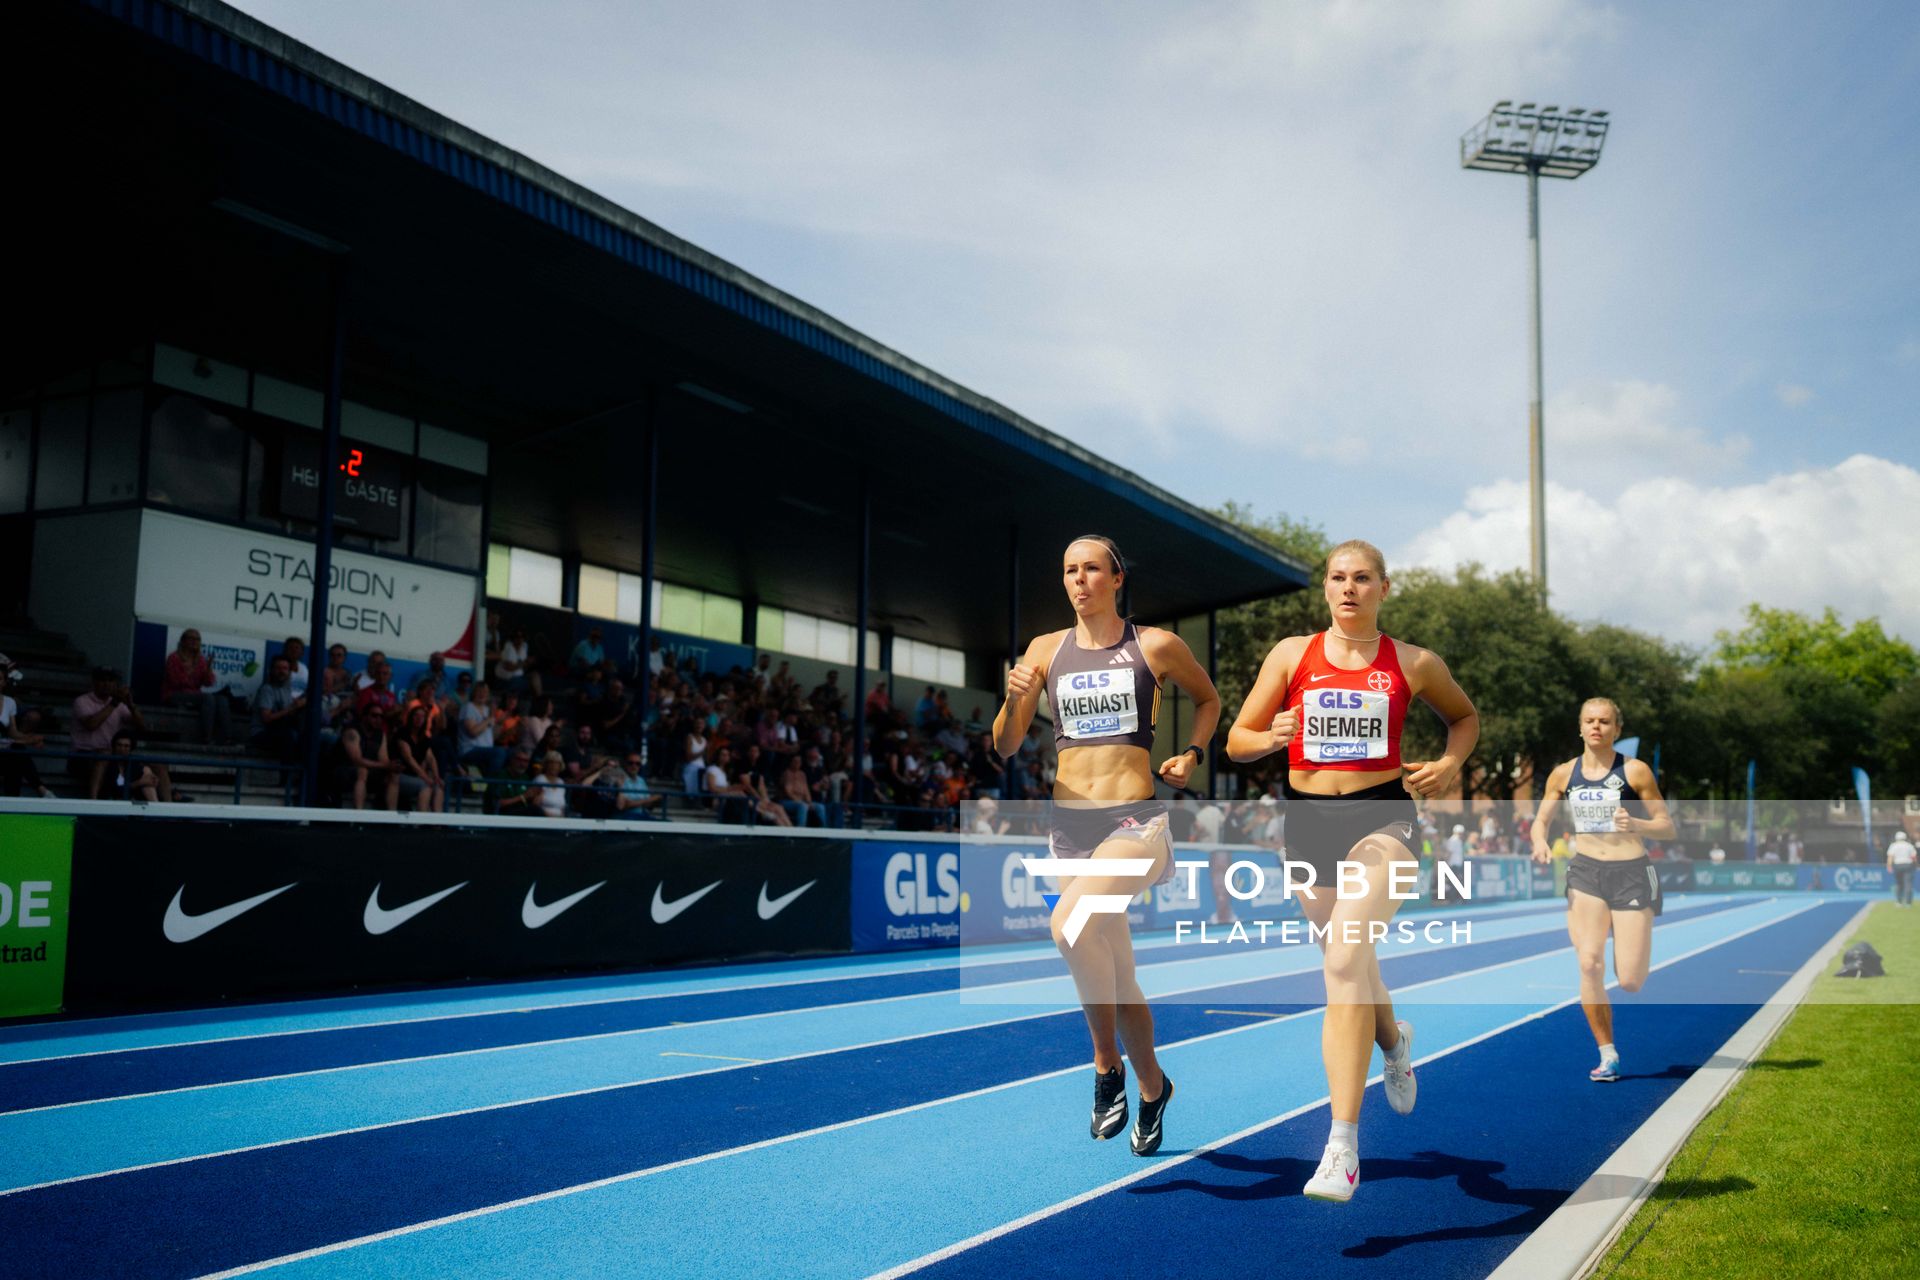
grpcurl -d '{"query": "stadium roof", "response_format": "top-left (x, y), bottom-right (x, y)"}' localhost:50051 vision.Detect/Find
top-left (15, 0), bottom-right (1311, 655)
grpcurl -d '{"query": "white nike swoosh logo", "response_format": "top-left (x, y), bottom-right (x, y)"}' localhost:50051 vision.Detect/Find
top-left (1309, 673), bottom-right (1337, 682)
top-left (651, 880), bottom-right (722, 925)
top-left (757, 879), bottom-right (817, 920)
top-left (162, 883), bottom-right (297, 944)
top-left (522, 880), bottom-right (607, 929)
top-left (363, 881), bottom-right (468, 935)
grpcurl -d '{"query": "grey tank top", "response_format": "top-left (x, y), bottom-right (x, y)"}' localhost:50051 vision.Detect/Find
top-left (1048, 621), bottom-right (1160, 753)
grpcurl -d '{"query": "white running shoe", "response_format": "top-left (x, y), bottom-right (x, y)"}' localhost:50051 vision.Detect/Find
top-left (1303, 1143), bottom-right (1360, 1202)
top-left (1383, 1020), bottom-right (1416, 1115)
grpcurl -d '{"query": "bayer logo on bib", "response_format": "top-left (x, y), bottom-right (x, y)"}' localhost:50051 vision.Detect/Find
top-left (1301, 687), bottom-right (1389, 762)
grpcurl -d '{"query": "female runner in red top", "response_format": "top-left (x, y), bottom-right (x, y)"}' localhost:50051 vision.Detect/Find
top-left (1227, 540), bottom-right (1478, 1202)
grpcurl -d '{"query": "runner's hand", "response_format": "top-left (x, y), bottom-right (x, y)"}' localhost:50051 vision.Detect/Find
top-left (1267, 708), bottom-right (1299, 753)
top-left (1158, 751), bottom-right (1195, 788)
top-left (1005, 664), bottom-right (1040, 702)
top-left (1402, 758), bottom-right (1454, 799)
top-left (1611, 808), bottom-right (1638, 834)
top-left (1530, 835), bottom-right (1553, 865)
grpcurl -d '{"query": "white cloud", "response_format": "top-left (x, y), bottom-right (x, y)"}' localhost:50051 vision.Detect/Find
top-left (1544, 380), bottom-right (1750, 493)
top-left (1775, 382), bottom-right (1814, 408)
top-left (1397, 454), bottom-right (1920, 645)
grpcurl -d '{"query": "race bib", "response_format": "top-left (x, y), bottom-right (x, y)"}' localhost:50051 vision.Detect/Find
top-left (1300, 687), bottom-right (1389, 762)
top-left (1568, 785), bottom-right (1623, 835)
top-left (1053, 668), bottom-right (1138, 740)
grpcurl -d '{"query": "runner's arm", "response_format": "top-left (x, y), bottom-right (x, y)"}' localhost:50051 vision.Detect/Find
top-left (992, 633), bottom-right (1055, 759)
top-left (1617, 758), bottom-right (1675, 840)
top-left (1225, 638), bottom-right (1302, 763)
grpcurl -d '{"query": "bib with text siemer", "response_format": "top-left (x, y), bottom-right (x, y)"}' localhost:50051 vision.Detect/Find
top-left (1301, 687), bottom-right (1389, 763)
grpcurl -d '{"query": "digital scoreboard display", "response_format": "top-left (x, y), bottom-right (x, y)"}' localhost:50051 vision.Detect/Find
top-left (279, 435), bottom-right (405, 539)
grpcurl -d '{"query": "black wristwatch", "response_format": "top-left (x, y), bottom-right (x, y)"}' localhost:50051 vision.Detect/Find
top-left (1183, 744), bottom-right (1206, 765)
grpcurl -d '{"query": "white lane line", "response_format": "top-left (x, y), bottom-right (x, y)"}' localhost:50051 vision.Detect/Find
top-left (867, 898), bottom-right (1823, 1279)
top-left (182, 903), bottom-right (1813, 1279)
top-left (8, 900), bottom-right (1600, 1117)
top-left (658, 1052), bottom-right (764, 1064)
top-left (0, 901), bottom-right (1629, 1197)
top-left (0, 895), bottom-right (1579, 1067)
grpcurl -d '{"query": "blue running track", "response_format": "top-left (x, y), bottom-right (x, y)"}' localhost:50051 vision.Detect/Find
top-left (0, 893), bottom-right (1859, 1279)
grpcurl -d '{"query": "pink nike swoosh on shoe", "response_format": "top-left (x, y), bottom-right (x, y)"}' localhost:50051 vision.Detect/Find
top-left (1347, 1170), bottom-right (1357, 1185)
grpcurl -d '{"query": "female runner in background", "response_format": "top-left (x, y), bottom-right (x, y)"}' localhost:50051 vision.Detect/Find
top-left (994, 535), bottom-right (1219, 1156)
top-left (1227, 539), bottom-right (1478, 1202)
top-left (1529, 698), bottom-right (1674, 1082)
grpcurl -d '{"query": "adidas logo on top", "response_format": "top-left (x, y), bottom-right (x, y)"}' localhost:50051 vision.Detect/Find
top-left (1110, 647), bottom-right (1132, 665)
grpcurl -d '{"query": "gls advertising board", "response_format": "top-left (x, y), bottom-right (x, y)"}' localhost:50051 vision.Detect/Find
top-left (0, 815), bottom-right (73, 1018)
top-left (63, 818), bottom-right (850, 1011)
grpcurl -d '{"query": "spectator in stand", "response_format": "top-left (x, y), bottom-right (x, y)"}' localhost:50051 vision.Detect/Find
top-left (864, 680), bottom-right (891, 727)
top-left (320, 644), bottom-right (353, 722)
top-left (570, 628), bottom-right (607, 679)
top-left (1, 656), bottom-right (53, 798)
top-left (770, 660), bottom-right (799, 707)
top-left (160, 629), bottom-right (231, 745)
top-left (329, 705), bottom-right (400, 810)
top-left (576, 666), bottom-right (607, 725)
top-left (597, 676), bottom-right (635, 753)
top-left (915, 685), bottom-right (940, 732)
top-left (104, 731), bottom-right (167, 802)
top-left (967, 731), bottom-right (1004, 800)
top-left (355, 650), bottom-right (387, 691)
top-left (809, 669), bottom-right (845, 719)
top-left (971, 794), bottom-right (1009, 835)
top-left (71, 667), bottom-right (171, 800)
top-left (648, 638), bottom-right (666, 677)
top-left (281, 637), bottom-right (309, 697)
top-left (779, 753), bottom-right (827, 827)
top-left (522, 696), bottom-right (558, 755)
top-left (561, 723), bottom-right (601, 782)
top-left (750, 652), bottom-right (773, 692)
top-left (532, 723), bottom-right (566, 768)
top-left (495, 627), bottom-right (539, 697)
top-left (1194, 797), bottom-right (1225, 845)
top-left (354, 658), bottom-right (398, 722)
top-left (607, 750), bottom-right (664, 820)
top-left (394, 704), bottom-right (445, 812)
top-left (488, 747), bottom-right (537, 816)
top-left (457, 680), bottom-right (507, 776)
top-left (532, 751), bottom-right (571, 818)
top-left (247, 656), bottom-right (307, 764)
top-left (492, 689), bottom-right (524, 752)
top-left (682, 719), bottom-right (710, 796)
top-left (737, 745), bottom-right (793, 827)
top-left (1169, 792), bottom-right (1198, 842)
top-left (704, 745), bottom-right (752, 824)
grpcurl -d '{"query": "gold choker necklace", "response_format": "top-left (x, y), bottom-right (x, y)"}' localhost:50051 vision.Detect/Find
top-left (1327, 626), bottom-right (1382, 643)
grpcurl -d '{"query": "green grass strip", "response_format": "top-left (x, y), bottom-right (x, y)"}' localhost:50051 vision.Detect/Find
top-left (1594, 901), bottom-right (1920, 1280)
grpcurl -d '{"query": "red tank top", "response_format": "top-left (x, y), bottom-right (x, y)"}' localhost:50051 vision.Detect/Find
top-left (1284, 632), bottom-right (1412, 772)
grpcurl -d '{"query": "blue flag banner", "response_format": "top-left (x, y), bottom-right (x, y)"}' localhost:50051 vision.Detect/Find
top-left (1652, 741), bottom-right (1662, 782)
top-left (1853, 767), bottom-right (1873, 852)
top-left (1616, 737), bottom-right (1640, 760)
top-left (1745, 759), bottom-right (1758, 861)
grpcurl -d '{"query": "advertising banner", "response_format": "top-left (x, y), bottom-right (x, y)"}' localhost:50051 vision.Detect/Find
top-left (1800, 864), bottom-right (1889, 894)
top-left (0, 814), bottom-right (73, 1019)
top-left (63, 818), bottom-right (850, 1011)
top-left (1690, 864), bottom-right (1801, 892)
top-left (955, 834), bottom-right (1149, 945)
top-left (850, 838), bottom-right (962, 952)
top-left (1150, 848), bottom-right (1303, 931)
top-left (134, 509), bottom-right (478, 663)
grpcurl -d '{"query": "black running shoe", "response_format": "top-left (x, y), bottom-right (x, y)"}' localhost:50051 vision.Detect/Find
top-left (1091, 1065), bottom-right (1128, 1140)
top-left (1130, 1073), bottom-right (1173, 1156)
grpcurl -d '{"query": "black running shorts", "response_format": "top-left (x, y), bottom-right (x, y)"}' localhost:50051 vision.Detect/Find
top-left (1048, 798), bottom-right (1173, 885)
top-left (1281, 776), bottom-right (1418, 882)
top-left (1565, 852), bottom-right (1662, 916)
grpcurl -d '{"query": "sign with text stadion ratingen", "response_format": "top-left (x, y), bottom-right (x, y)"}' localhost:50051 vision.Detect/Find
top-left (0, 814), bottom-right (74, 1018)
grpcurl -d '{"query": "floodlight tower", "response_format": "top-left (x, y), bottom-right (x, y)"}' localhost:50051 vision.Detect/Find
top-left (1460, 101), bottom-right (1610, 599)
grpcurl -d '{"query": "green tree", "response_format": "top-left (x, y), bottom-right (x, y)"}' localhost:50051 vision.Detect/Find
top-left (1713, 605), bottom-right (1918, 702)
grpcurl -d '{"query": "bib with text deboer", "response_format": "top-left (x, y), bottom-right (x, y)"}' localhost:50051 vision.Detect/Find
top-left (1054, 667), bottom-right (1139, 740)
top-left (1569, 783), bottom-right (1624, 834)
top-left (1301, 687), bottom-right (1389, 762)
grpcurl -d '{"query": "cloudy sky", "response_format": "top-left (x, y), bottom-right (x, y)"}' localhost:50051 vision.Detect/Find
top-left (234, 0), bottom-right (1919, 646)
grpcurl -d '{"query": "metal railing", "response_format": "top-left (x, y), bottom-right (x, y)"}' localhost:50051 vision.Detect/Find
top-left (4, 746), bottom-right (300, 805)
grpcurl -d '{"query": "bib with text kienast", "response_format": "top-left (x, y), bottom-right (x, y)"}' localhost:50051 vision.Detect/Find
top-left (1300, 687), bottom-right (1389, 762)
top-left (1568, 785), bottom-right (1623, 835)
top-left (1054, 667), bottom-right (1138, 740)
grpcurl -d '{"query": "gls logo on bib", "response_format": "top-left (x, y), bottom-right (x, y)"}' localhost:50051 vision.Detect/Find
top-left (1055, 668), bottom-right (1137, 740)
top-left (1569, 786), bottom-right (1623, 834)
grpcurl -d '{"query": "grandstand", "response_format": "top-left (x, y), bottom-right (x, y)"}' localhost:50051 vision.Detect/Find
top-left (4, 0), bottom-right (1308, 820)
